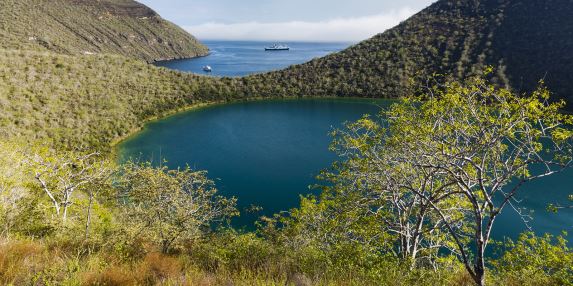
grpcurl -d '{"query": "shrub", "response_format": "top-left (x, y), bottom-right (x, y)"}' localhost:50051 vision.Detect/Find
top-left (491, 233), bottom-right (573, 286)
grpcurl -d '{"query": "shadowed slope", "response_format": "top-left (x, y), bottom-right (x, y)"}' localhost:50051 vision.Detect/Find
top-left (249, 0), bottom-right (573, 107)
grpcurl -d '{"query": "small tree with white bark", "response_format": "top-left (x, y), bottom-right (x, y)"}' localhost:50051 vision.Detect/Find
top-left (27, 147), bottom-right (110, 230)
top-left (326, 116), bottom-right (470, 268)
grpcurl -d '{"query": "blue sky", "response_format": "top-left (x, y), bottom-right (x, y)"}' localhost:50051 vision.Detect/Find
top-left (138, 0), bottom-right (435, 42)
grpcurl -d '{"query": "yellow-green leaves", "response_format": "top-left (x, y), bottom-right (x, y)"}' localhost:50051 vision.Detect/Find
top-left (323, 72), bottom-right (573, 285)
top-left (552, 128), bottom-right (573, 142)
top-left (356, 116), bottom-right (379, 132)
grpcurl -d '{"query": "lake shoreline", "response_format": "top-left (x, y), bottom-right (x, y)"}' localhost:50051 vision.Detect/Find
top-left (115, 98), bottom-right (387, 228)
top-left (110, 95), bottom-right (391, 157)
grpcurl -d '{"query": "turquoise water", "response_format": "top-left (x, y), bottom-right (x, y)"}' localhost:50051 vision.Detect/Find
top-left (154, 41), bottom-right (351, 77)
top-left (118, 99), bottom-right (385, 228)
top-left (118, 99), bottom-right (573, 241)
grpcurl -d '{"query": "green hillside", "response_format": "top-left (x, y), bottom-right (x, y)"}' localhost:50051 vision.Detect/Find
top-left (0, 49), bottom-right (248, 149)
top-left (249, 0), bottom-right (573, 108)
top-left (0, 0), bottom-right (208, 62)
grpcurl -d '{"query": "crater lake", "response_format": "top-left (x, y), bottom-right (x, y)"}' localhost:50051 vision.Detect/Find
top-left (118, 98), bottom-right (385, 228)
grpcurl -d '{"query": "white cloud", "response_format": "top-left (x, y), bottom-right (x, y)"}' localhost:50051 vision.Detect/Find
top-left (183, 8), bottom-right (416, 42)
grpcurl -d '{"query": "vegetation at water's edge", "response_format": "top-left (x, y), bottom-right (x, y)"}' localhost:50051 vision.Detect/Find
top-left (2, 0), bottom-right (573, 151)
top-left (2, 76), bottom-right (572, 285)
top-left (0, 49), bottom-right (256, 150)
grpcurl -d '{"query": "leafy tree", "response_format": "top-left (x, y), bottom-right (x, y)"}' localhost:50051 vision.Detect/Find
top-left (323, 116), bottom-right (468, 268)
top-left (378, 74), bottom-right (573, 285)
top-left (117, 163), bottom-right (238, 253)
top-left (304, 73), bottom-right (573, 285)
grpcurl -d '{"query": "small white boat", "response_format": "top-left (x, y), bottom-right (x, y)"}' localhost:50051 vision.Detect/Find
top-left (202, 65), bottom-right (212, 72)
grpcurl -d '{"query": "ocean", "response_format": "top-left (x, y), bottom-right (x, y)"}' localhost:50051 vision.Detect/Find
top-left (154, 40), bottom-right (352, 77)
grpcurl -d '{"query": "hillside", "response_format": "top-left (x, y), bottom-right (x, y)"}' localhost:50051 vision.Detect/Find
top-left (0, 49), bottom-right (246, 149)
top-left (0, 0), bottom-right (208, 62)
top-left (250, 0), bottom-right (573, 108)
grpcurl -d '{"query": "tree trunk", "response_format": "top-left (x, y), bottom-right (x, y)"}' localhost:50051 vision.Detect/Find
top-left (473, 244), bottom-right (486, 286)
top-left (473, 269), bottom-right (486, 286)
top-left (63, 205), bottom-right (68, 223)
top-left (85, 192), bottom-right (94, 240)
top-left (161, 240), bottom-right (170, 254)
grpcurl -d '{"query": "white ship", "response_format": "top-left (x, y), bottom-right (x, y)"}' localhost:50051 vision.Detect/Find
top-left (265, 44), bottom-right (290, 51)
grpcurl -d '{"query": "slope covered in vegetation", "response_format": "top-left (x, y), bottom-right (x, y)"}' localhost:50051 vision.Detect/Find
top-left (0, 0), bottom-right (208, 62)
top-left (249, 0), bottom-right (573, 108)
top-left (1, 77), bottom-right (572, 286)
top-left (0, 49), bottom-right (250, 149)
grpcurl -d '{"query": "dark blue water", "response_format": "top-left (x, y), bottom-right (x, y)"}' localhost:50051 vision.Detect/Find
top-left (118, 99), bottom-right (385, 228)
top-left (154, 41), bottom-right (351, 77)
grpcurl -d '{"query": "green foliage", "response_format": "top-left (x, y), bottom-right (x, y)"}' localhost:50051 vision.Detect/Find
top-left (0, 49), bottom-right (248, 150)
top-left (0, 141), bottom-right (116, 240)
top-left (28, 147), bottom-right (111, 224)
top-left (0, 141), bottom-right (28, 236)
top-left (245, 0), bottom-right (573, 110)
top-left (268, 74), bottom-right (573, 285)
top-left (0, 0), bottom-right (572, 283)
top-left (116, 162), bottom-right (238, 253)
top-left (375, 75), bottom-right (573, 285)
top-left (491, 233), bottom-right (573, 286)
top-left (2, 0), bottom-right (573, 153)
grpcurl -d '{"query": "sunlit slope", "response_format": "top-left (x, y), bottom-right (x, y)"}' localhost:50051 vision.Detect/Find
top-left (0, 0), bottom-right (208, 62)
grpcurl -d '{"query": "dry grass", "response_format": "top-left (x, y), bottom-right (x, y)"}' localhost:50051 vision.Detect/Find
top-left (446, 269), bottom-right (476, 286)
top-left (83, 265), bottom-right (137, 286)
top-left (0, 238), bottom-right (482, 286)
top-left (140, 252), bottom-right (182, 283)
top-left (0, 240), bottom-right (43, 284)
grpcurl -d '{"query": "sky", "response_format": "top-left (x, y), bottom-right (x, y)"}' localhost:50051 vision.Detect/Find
top-left (138, 0), bottom-right (436, 42)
